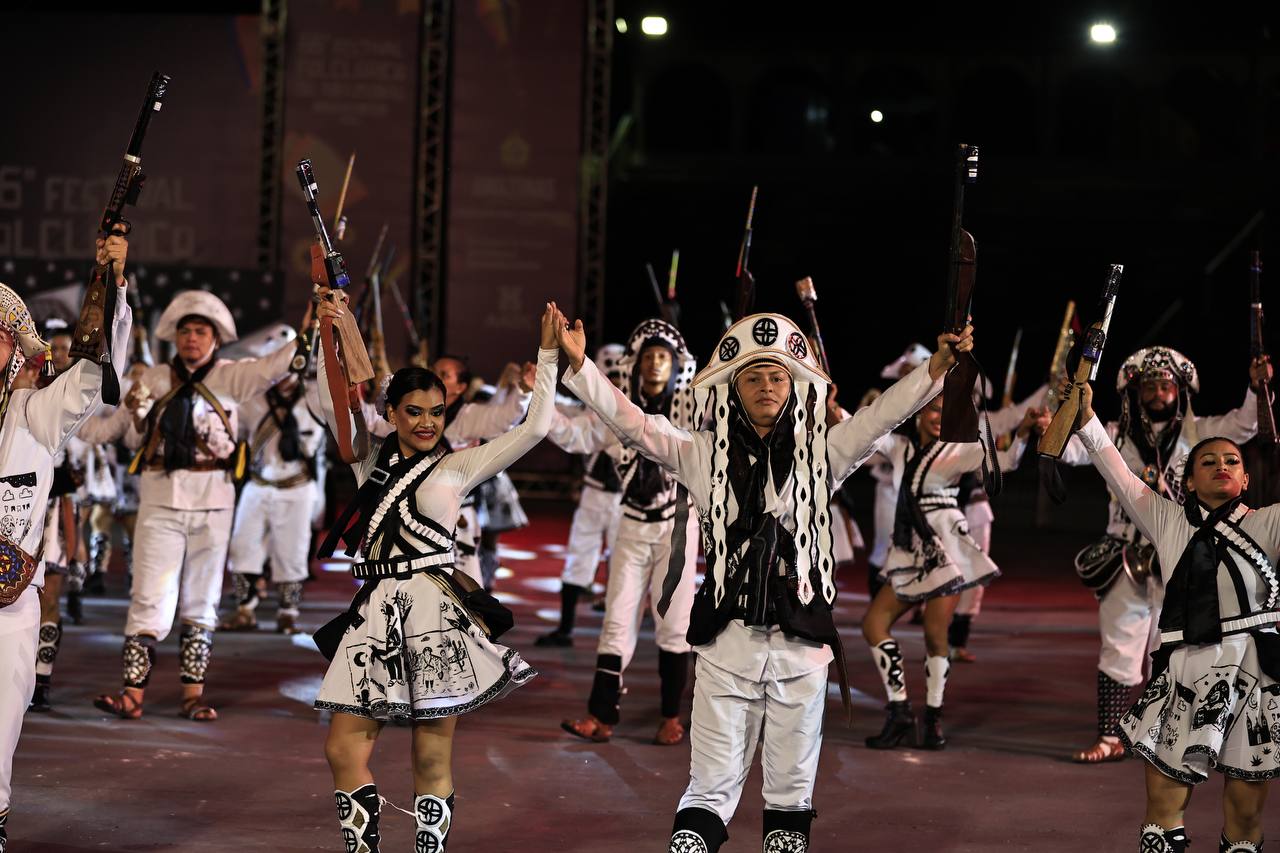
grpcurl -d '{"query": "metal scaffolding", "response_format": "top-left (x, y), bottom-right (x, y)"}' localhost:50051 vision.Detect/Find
top-left (578, 0), bottom-right (613, 347)
top-left (413, 0), bottom-right (453, 363)
top-left (256, 0), bottom-right (287, 272)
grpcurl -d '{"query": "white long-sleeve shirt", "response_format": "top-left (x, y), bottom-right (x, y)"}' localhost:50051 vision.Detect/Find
top-left (1057, 391), bottom-right (1259, 542)
top-left (1076, 415), bottom-right (1280, 629)
top-left (0, 284), bottom-right (131, 589)
top-left (318, 347), bottom-right (558, 563)
top-left (564, 356), bottom-right (945, 681)
top-left (239, 382), bottom-right (326, 485)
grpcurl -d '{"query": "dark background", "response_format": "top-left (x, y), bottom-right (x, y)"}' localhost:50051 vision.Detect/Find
top-left (5, 1), bottom-right (1280, 497)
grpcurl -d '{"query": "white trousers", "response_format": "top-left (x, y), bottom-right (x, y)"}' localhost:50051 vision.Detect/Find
top-left (227, 481), bottom-right (315, 583)
top-left (678, 655), bottom-right (826, 824)
top-left (1098, 571), bottom-right (1163, 686)
top-left (598, 513), bottom-right (698, 666)
top-left (829, 501), bottom-right (863, 563)
top-left (560, 485), bottom-right (622, 587)
top-left (956, 511), bottom-right (992, 618)
top-left (0, 588), bottom-right (38, 813)
top-left (126, 503), bottom-right (234, 639)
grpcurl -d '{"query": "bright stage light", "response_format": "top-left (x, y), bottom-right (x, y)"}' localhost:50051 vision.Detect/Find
top-left (641, 16), bottom-right (668, 37)
top-left (1090, 22), bottom-right (1116, 44)
top-left (870, 109), bottom-right (884, 123)
top-left (615, 18), bottom-right (628, 33)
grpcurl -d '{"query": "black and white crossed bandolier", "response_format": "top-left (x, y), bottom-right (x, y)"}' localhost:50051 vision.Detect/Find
top-left (249, 383), bottom-right (314, 488)
top-left (318, 439), bottom-right (455, 580)
top-left (1155, 499), bottom-right (1280, 654)
top-left (582, 448), bottom-right (621, 493)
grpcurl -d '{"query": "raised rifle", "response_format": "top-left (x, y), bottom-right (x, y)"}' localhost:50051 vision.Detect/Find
top-left (1001, 328), bottom-right (1022, 408)
top-left (70, 71), bottom-right (170, 404)
top-left (995, 327), bottom-right (1022, 451)
top-left (332, 152), bottom-right (355, 242)
top-left (1038, 264), bottom-right (1123, 457)
top-left (645, 261), bottom-right (680, 327)
top-left (1250, 250), bottom-right (1277, 444)
top-left (939, 143), bottom-right (981, 443)
top-left (296, 159), bottom-right (374, 463)
top-left (1043, 301), bottom-right (1077, 411)
top-left (732, 186), bottom-right (758, 321)
top-left (352, 223), bottom-right (389, 327)
top-left (367, 243), bottom-right (395, 381)
top-left (794, 276), bottom-right (831, 374)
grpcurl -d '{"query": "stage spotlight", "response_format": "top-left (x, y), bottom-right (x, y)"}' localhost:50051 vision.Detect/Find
top-left (870, 109), bottom-right (884, 123)
top-left (641, 16), bottom-right (668, 37)
top-left (615, 18), bottom-right (628, 33)
top-left (1090, 22), bottom-right (1116, 44)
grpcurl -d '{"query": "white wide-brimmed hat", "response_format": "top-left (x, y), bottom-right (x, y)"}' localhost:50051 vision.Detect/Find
top-left (880, 342), bottom-right (932, 380)
top-left (693, 313), bottom-right (829, 389)
top-left (155, 290), bottom-right (238, 343)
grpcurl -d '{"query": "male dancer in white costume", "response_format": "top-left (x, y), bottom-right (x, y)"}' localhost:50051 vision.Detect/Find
top-left (0, 233), bottom-right (131, 851)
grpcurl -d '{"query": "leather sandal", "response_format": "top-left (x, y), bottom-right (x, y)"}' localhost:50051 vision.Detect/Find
top-left (180, 696), bottom-right (218, 722)
top-left (218, 609), bottom-right (258, 632)
top-left (93, 689), bottom-right (144, 720)
top-left (1072, 736), bottom-right (1126, 763)
top-left (561, 715), bottom-right (612, 743)
top-left (653, 716), bottom-right (685, 745)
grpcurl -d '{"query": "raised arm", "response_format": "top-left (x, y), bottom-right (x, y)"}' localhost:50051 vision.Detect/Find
top-left (828, 325), bottom-right (976, 480)
top-left (1194, 386), bottom-right (1260, 445)
top-left (444, 383), bottom-right (531, 445)
top-left (445, 338), bottom-right (559, 495)
top-left (208, 344), bottom-right (296, 404)
top-left (315, 345), bottom-right (365, 476)
top-left (25, 281), bottom-right (133, 453)
top-left (75, 403), bottom-right (132, 445)
top-left (988, 383), bottom-right (1049, 436)
top-left (828, 360), bottom-right (944, 481)
top-left (1074, 384), bottom-right (1175, 542)
top-left (547, 403), bottom-right (619, 455)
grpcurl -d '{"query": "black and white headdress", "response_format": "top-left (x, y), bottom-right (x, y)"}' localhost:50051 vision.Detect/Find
top-left (616, 319), bottom-right (697, 428)
top-left (693, 313), bottom-right (835, 607)
top-left (0, 282), bottom-right (52, 397)
top-left (1116, 346), bottom-right (1199, 394)
top-left (595, 343), bottom-right (625, 381)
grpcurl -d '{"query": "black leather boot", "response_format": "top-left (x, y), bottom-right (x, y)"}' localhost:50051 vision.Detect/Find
top-left (921, 705), bottom-right (947, 750)
top-left (1140, 824), bottom-right (1188, 852)
top-left (865, 700), bottom-right (916, 749)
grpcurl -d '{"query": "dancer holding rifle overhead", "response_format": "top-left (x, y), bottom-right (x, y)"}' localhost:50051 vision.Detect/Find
top-left (1049, 262), bottom-right (1268, 765)
top-left (311, 288), bottom-right (558, 853)
top-left (1068, 379), bottom-right (1278, 853)
top-left (551, 299), bottom-right (972, 853)
top-left (302, 157), bottom-right (559, 852)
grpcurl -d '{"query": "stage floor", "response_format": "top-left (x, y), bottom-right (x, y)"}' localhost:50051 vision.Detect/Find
top-left (11, 506), bottom-right (1279, 852)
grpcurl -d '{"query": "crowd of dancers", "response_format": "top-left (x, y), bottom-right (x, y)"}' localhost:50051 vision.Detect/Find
top-left (0, 225), bottom-right (1276, 853)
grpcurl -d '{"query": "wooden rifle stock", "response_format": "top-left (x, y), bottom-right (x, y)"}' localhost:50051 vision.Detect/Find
top-left (1250, 250), bottom-right (1277, 444)
top-left (1039, 264), bottom-right (1123, 457)
top-left (1037, 359), bottom-right (1090, 457)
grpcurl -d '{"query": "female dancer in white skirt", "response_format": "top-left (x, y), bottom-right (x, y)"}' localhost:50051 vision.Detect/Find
top-left (861, 394), bottom-right (1046, 749)
top-left (1073, 381), bottom-right (1277, 853)
top-left (312, 294), bottom-right (558, 853)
